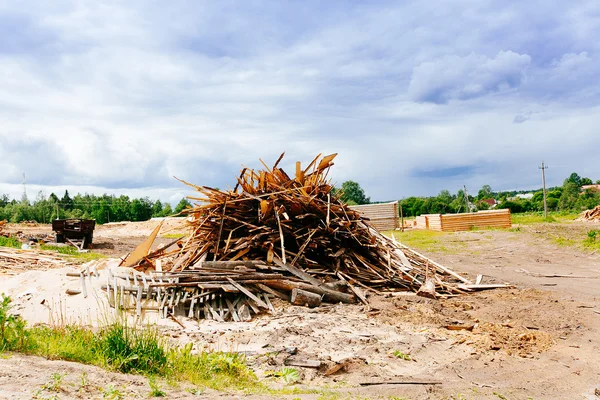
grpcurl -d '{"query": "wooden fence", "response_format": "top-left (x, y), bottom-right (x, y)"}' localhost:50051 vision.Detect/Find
top-left (350, 201), bottom-right (399, 231)
top-left (415, 209), bottom-right (511, 232)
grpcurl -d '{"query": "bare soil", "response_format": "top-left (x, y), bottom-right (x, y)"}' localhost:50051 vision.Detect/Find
top-left (1, 220), bottom-right (600, 399)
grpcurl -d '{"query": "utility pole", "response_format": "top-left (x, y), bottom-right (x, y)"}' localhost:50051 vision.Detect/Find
top-left (539, 162), bottom-right (548, 218)
top-left (463, 185), bottom-right (471, 213)
top-left (21, 173), bottom-right (27, 203)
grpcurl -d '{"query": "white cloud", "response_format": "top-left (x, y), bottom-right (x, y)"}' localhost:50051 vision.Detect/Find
top-left (0, 1), bottom-right (599, 203)
top-left (408, 51), bottom-right (531, 103)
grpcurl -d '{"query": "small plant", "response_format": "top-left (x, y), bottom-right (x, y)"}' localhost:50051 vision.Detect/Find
top-left (78, 372), bottom-right (89, 392)
top-left (493, 392), bottom-right (508, 400)
top-left (451, 394), bottom-right (467, 400)
top-left (43, 373), bottom-right (65, 392)
top-left (393, 350), bottom-right (411, 361)
top-left (266, 367), bottom-right (300, 384)
top-left (148, 377), bottom-right (166, 397)
top-left (103, 384), bottom-right (123, 400)
top-left (0, 293), bottom-right (27, 351)
top-left (186, 387), bottom-right (204, 395)
top-left (587, 229), bottom-right (599, 242)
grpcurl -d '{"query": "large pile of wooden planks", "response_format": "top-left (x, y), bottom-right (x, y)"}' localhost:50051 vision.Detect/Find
top-left (349, 202), bottom-right (400, 231)
top-left (578, 205), bottom-right (600, 222)
top-left (415, 209), bottom-right (511, 232)
top-left (119, 153), bottom-right (488, 321)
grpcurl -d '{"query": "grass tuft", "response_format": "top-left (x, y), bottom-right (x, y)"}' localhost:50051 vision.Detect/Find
top-left (40, 244), bottom-right (107, 263)
top-left (0, 236), bottom-right (22, 248)
top-left (511, 211), bottom-right (578, 225)
top-left (383, 229), bottom-right (463, 254)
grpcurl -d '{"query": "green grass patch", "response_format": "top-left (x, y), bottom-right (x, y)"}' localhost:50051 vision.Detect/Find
top-left (0, 236), bottom-right (22, 248)
top-left (40, 244), bottom-right (106, 263)
top-left (553, 237), bottom-right (577, 247)
top-left (161, 233), bottom-right (186, 239)
top-left (382, 229), bottom-right (462, 253)
top-left (511, 211), bottom-right (579, 225)
top-left (583, 229), bottom-right (600, 251)
top-left (0, 294), bottom-right (259, 392)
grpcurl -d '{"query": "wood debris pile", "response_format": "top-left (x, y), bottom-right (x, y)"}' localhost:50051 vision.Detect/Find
top-left (578, 205), bottom-right (600, 222)
top-left (0, 247), bottom-right (68, 274)
top-left (118, 153), bottom-right (483, 321)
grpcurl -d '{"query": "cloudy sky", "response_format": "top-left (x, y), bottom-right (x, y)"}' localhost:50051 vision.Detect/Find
top-left (1, 1), bottom-right (599, 204)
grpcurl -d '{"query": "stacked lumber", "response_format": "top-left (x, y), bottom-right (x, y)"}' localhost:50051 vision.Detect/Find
top-left (349, 202), bottom-right (399, 231)
top-left (578, 205), bottom-right (600, 222)
top-left (118, 153), bottom-right (491, 321)
top-left (416, 210), bottom-right (511, 232)
top-left (0, 220), bottom-right (6, 236)
top-left (0, 247), bottom-right (68, 273)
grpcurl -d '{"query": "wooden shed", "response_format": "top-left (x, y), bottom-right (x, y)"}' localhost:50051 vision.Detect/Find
top-left (415, 209), bottom-right (511, 232)
top-left (349, 201), bottom-right (399, 231)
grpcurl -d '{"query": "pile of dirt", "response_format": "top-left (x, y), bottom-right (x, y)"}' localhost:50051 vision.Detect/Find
top-left (95, 217), bottom-right (188, 238)
top-left (577, 205), bottom-right (600, 222)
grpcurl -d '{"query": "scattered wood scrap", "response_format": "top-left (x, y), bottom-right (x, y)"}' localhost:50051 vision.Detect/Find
top-left (0, 247), bottom-right (68, 273)
top-left (577, 205), bottom-right (600, 222)
top-left (111, 153), bottom-right (504, 321)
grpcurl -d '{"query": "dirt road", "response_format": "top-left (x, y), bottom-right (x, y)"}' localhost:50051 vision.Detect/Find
top-left (1, 220), bottom-right (599, 399)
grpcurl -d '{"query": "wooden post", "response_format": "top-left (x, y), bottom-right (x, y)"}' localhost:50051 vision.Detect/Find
top-left (399, 203), bottom-right (404, 232)
top-left (290, 288), bottom-right (321, 307)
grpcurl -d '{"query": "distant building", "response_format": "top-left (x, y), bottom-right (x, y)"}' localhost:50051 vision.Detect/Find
top-left (582, 184), bottom-right (600, 193)
top-left (507, 193), bottom-right (534, 201)
top-left (481, 198), bottom-right (497, 208)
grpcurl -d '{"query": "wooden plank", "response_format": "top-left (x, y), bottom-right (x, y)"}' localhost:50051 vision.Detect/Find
top-left (226, 278), bottom-right (269, 310)
top-left (284, 358), bottom-right (321, 368)
top-left (359, 380), bottom-right (442, 386)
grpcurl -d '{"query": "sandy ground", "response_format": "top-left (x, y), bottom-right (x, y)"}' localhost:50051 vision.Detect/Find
top-left (1, 220), bottom-right (600, 399)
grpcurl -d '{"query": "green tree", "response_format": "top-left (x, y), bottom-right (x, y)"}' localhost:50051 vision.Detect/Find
top-left (565, 173), bottom-right (582, 187)
top-left (111, 195), bottom-right (131, 221)
top-left (477, 185), bottom-right (493, 200)
top-left (339, 181), bottom-right (370, 205)
top-left (0, 194), bottom-right (9, 208)
top-left (558, 181), bottom-right (580, 210)
top-left (129, 198), bottom-right (153, 221)
top-left (151, 200), bottom-right (163, 217)
top-left (61, 190), bottom-right (74, 211)
top-left (174, 198), bottom-right (192, 214)
top-left (161, 203), bottom-right (173, 217)
top-left (400, 197), bottom-right (424, 217)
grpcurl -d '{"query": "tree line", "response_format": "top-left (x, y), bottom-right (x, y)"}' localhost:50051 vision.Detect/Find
top-left (398, 173), bottom-right (600, 217)
top-left (2, 172), bottom-right (598, 224)
top-left (0, 191), bottom-right (192, 224)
